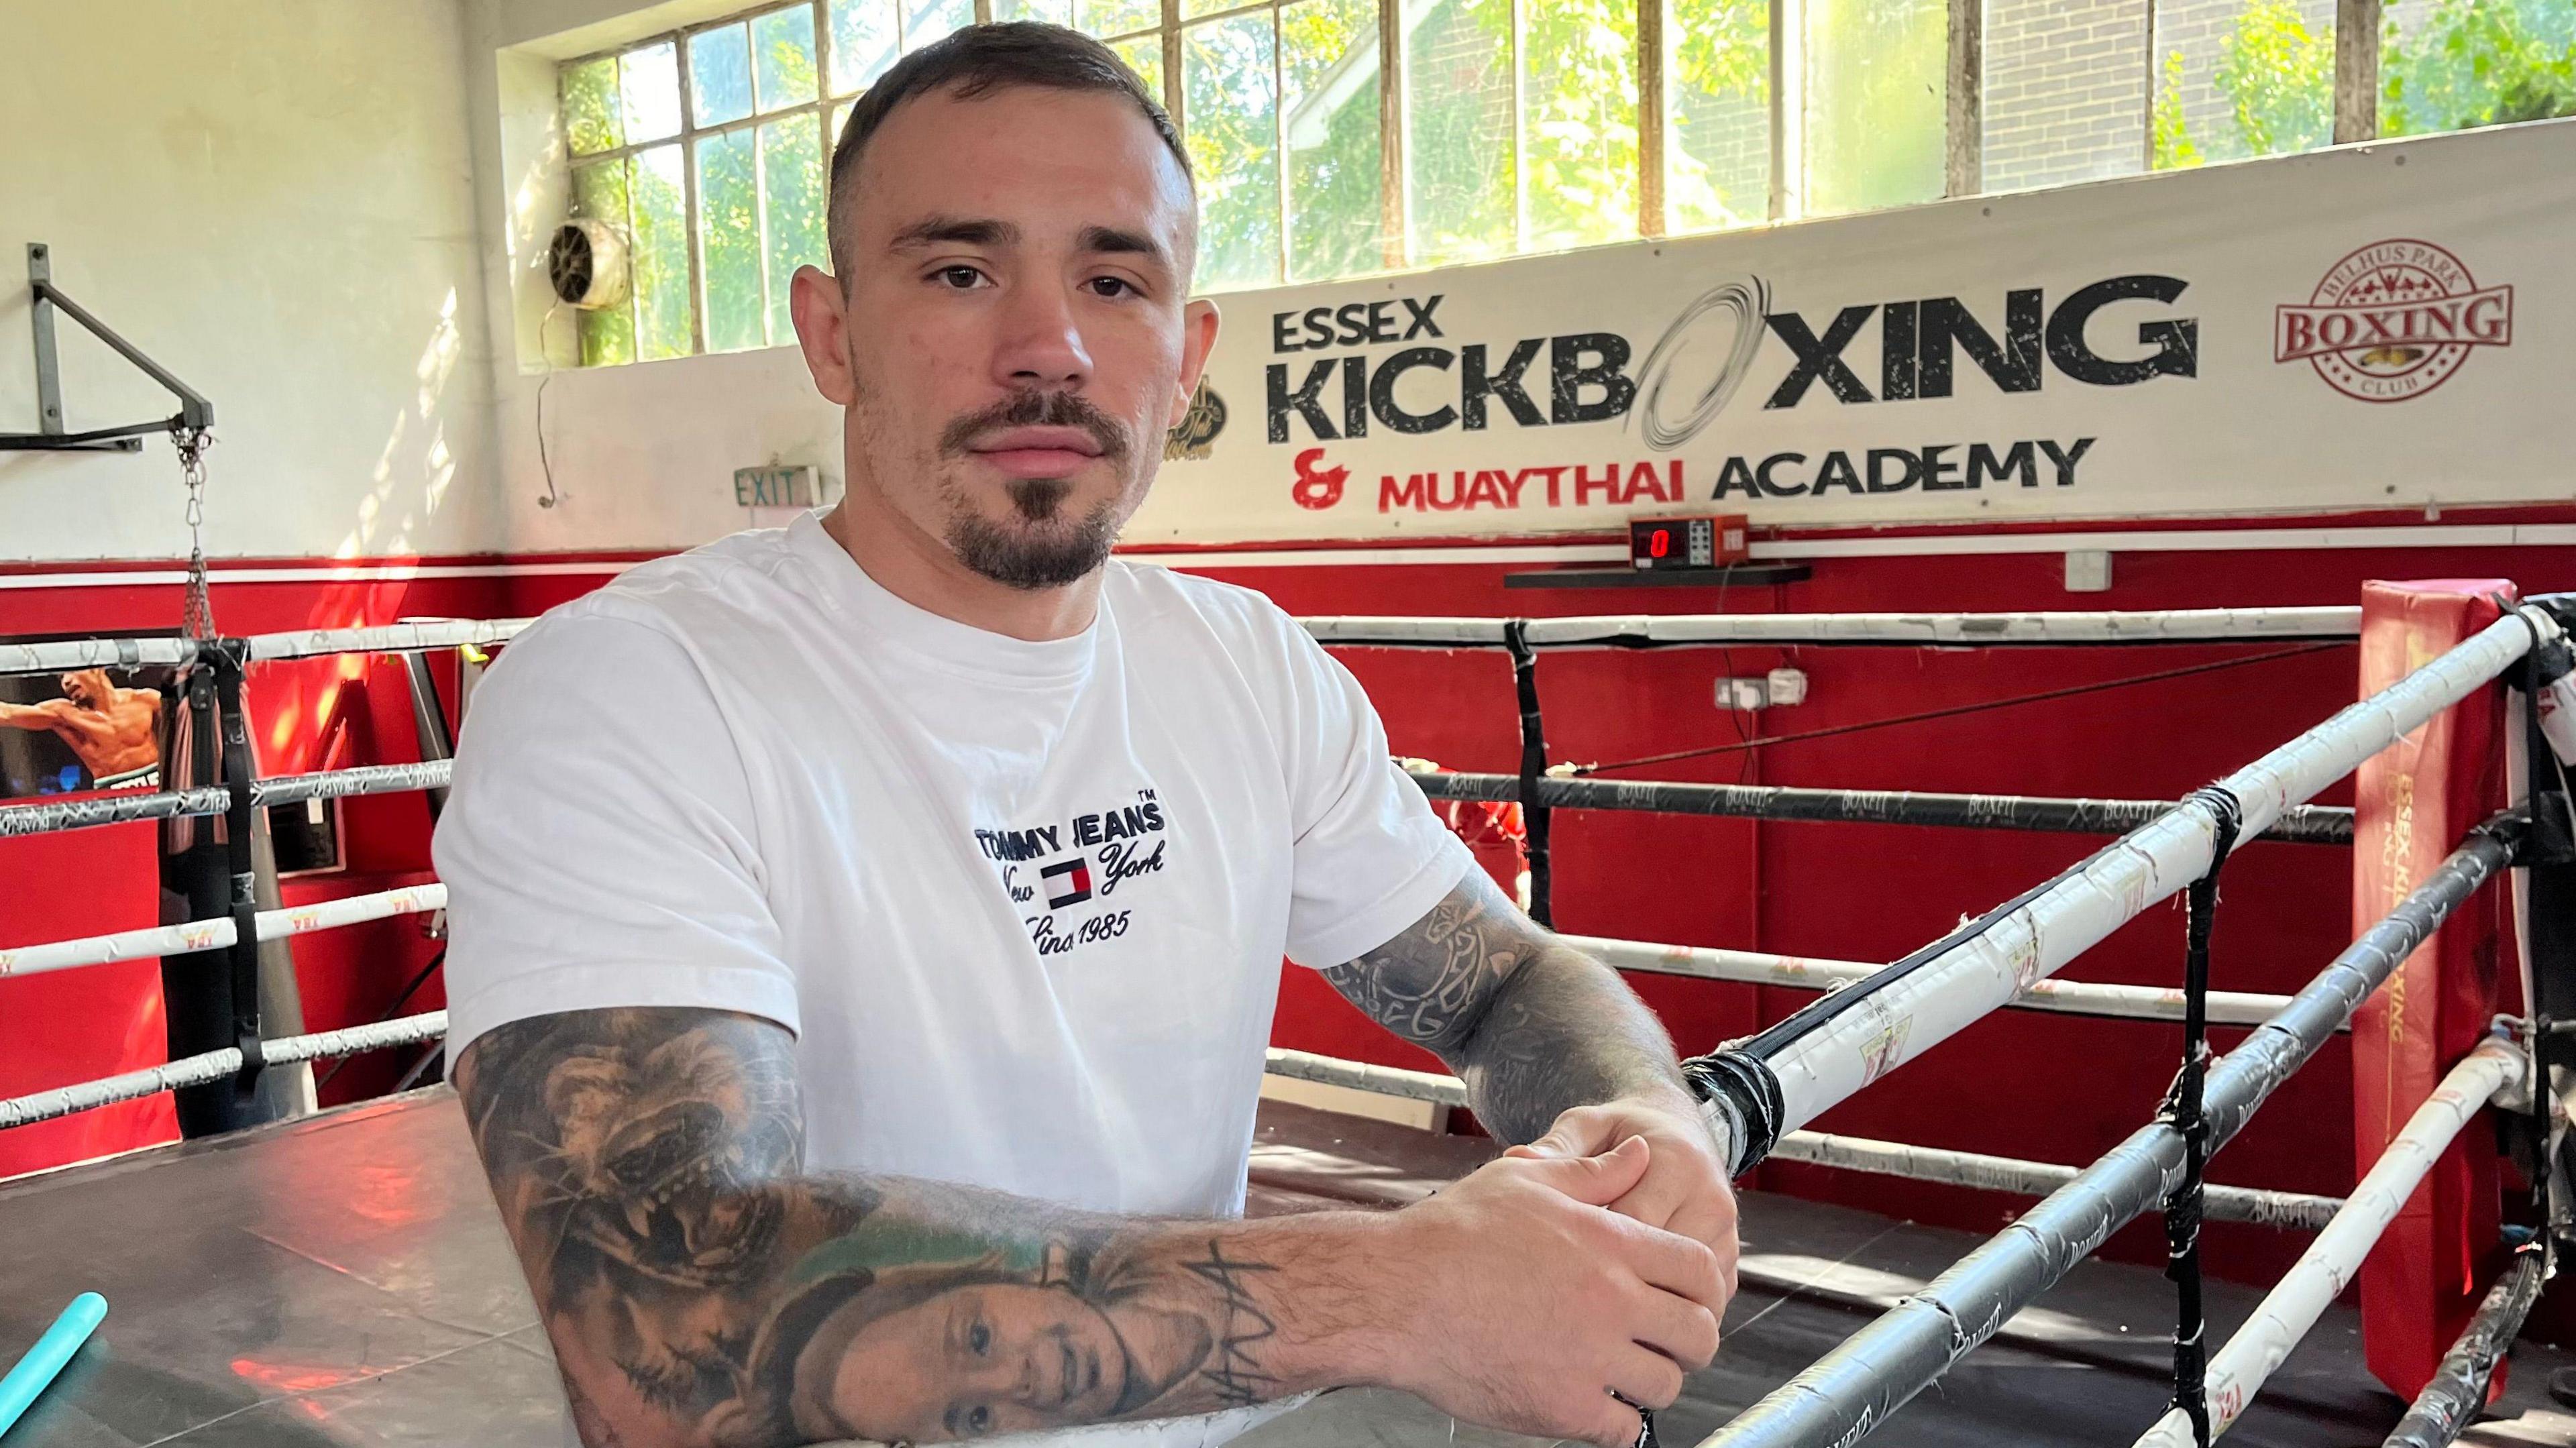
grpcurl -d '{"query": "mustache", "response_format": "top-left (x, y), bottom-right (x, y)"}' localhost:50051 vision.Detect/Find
top-left (938, 390), bottom-right (1132, 465)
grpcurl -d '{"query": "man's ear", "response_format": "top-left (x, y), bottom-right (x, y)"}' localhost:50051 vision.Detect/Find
top-left (790, 265), bottom-right (859, 406)
top-left (1166, 298), bottom-right (1222, 432)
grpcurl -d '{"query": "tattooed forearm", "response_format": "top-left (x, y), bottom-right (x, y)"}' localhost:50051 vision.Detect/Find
top-left (455, 1007), bottom-right (1354, 1448)
top-left (1323, 870), bottom-right (1686, 1142)
top-left (1183, 1243), bottom-right (1282, 1406)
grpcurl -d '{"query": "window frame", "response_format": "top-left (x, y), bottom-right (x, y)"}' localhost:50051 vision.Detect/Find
top-left (555, 0), bottom-right (2406, 361)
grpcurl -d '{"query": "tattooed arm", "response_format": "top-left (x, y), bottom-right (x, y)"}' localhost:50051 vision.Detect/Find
top-left (1322, 869), bottom-right (1740, 1272)
top-left (456, 1005), bottom-right (1721, 1448)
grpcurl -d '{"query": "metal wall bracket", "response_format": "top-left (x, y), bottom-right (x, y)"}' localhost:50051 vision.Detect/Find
top-left (1, 241), bottom-right (213, 453)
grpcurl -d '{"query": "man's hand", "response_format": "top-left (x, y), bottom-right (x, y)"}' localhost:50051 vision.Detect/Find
top-left (1371, 1137), bottom-right (1725, 1448)
top-left (1505, 1089), bottom-right (1740, 1306)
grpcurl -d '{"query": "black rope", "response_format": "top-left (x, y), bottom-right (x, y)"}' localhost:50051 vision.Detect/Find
top-left (2160, 784), bottom-right (2243, 1448)
top-left (1503, 620), bottom-right (1554, 927)
top-left (1575, 644), bottom-right (2345, 777)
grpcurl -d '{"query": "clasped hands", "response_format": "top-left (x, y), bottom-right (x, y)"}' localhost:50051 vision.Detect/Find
top-left (1379, 1089), bottom-right (1739, 1448)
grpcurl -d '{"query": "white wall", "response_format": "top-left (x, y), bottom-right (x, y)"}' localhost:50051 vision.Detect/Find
top-left (0, 0), bottom-right (500, 565)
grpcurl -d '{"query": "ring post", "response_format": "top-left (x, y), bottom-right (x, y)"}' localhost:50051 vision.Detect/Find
top-left (2351, 581), bottom-right (2517, 1400)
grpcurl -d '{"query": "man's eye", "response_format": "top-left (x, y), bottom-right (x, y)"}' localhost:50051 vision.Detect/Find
top-left (968, 1322), bottom-right (991, 1355)
top-left (1085, 276), bottom-right (1134, 298)
top-left (938, 266), bottom-right (985, 289)
top-left (967, 1405), bottom-right (994, 1435)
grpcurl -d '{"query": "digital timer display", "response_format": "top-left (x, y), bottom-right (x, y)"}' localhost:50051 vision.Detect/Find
top-left (1629, 514), bottom-right (1747, 571)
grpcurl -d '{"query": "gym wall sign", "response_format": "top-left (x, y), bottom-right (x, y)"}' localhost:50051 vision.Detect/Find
top-left (1122, 119), bottom-right (2573, 543)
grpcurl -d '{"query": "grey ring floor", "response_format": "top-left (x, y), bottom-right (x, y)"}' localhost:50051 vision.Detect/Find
top-left (2, 1090), bottom-right (2567, 1446)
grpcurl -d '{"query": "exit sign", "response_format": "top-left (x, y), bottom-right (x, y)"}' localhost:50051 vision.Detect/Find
top-left (734, 463), bottom-right (814, 508)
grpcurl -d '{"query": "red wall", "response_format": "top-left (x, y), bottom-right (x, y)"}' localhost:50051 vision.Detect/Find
top-left (3, 524), bottom-right (2569, 1288)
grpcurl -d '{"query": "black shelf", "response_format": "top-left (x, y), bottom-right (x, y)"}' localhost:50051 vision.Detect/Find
top-left (1503, 563), bottom-right (1812, 590)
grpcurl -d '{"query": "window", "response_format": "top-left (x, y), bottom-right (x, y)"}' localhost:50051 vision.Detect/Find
top-left (555, 0), bottom-right (2576, 365)
top-left (561, 1), bottom-right (973, 366)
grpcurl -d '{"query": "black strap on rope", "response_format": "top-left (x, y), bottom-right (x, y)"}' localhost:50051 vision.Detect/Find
top-left (208, 640), bottom-right (266, 1100)
top-left (2159, 783), bottom-right (2243, 1448)
top-left (1678, 1046), bottom-right (1786, 1170)
top-left (1502, 620), bottom-right (1554, 927)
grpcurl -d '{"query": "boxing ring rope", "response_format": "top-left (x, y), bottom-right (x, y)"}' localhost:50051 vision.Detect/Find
top-left (1303, 608), bottom-right (2363, 649)
top-left (1695, 813), bottom-right (2526, 1448)
top-left (2381, 1238), bottom-right (2549, 1448)
top-left (1570, 935), bottom-right (2308, 1029)
top-left (2128, 1035), bottom-right (2524, 1447)
top-left (1416, 771), bottom-right (2356, 846)
top-left (1259, 1048), bottom-right (2343, 1231)
top-left (1684, 605), bottom-right (2561, 1176)
top-left (0, 606), bottom-right (2362, 681)
top-left (0, 884), bottom-right (445, 979)
top-left (0, 1012), bottom-right (450, 1130)
top-left (0, 760), bottom-right (454, 838)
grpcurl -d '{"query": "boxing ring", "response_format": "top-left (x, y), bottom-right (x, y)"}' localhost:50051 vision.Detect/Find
top-left (3, 595), bottom-right (2572, 1446)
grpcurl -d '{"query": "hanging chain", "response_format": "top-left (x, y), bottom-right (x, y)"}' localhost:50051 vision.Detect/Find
top-left (173, 425), bottom-right (216, 640)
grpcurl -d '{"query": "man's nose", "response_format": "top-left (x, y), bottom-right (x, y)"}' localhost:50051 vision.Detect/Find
top-left (992, 281), bottom-right (1091, 390)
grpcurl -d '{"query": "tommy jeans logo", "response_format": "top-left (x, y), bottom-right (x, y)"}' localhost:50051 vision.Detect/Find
top-left (1040, 857), bottom-right (1093, 909)
top-left (2275, 239), bottom-right (2512, 402)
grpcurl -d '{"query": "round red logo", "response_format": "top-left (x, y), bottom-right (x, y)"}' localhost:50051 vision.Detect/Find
top-left (2273, 239), bottom-right (2514, 403)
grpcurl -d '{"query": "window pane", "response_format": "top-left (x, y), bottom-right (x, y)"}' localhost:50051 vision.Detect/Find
top-left (1185, 12), bottom-right (1281, 290)
top-left (692, 24), bottom-right (755, 125)
top-left (830, 0), bottom-right (900, 93)
top-left (1805, 0), bottom-right (1944, 215)
top-left (761, 117), bottom-right (828, 342)
top-left (564, 56), bottom-right (623, 155)
top-left (622, 40), bottom-right (684, 141)
top-left (1984, 0), bottom-right (2148, 191)
top-left (755, 5), bottom-right (820, 108)
top-left (1668, 0), bottom-right (1768, 231)
top-left (2381, 0), bottom-right (2576, 140)
top-left (996, 0), bottom-right (1076, 20)
top-left (1283, 0), bottom-right (1382, 280)
top-left (2148, 0), bottom-right (2332, 168)
top-left (1523, 0), bottom-right (1638, 251)
top-left (631, 146), bottom-right (693, 359)
top-left (1114, 34), bottom-right (1164, 98)
top-left (698, 129), bottom-right (765, 353)
top-left (571, 161), bottom-right (637, 366)
top-left (835, 99), bottom-right (857, 143)
top-left (1081, 0), bottom-right (1162, 38)
top-left (1184, 0), bottom-right (1237, 21)
top-left (1406, 0), bottom-right (1516, 266)
top-left (908, 0), bottom-right (974, 50)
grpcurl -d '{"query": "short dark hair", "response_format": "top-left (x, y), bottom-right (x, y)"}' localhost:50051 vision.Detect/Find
top-left (826, 22), bottom-right (1191, 278)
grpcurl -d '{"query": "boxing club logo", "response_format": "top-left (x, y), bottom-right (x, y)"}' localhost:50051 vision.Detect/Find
top-left (2274, 239), bottom-right (2513, 402)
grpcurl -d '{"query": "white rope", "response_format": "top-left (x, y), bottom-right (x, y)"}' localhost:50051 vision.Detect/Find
top-left (0, 884), bottom-right (445, 979)
top-left (1301, 608), bottom-right (2361, 649)
top-left (2129, 1036), bottom-right (2523, 1446)
top-left (1570, 936), bottom-right (2306, 1029)
top-left (1754, 606), bottom-right (2556, 1145)
top-left (0, 619), bottom-right (533, 677)
top-left (1260, 1049), bottom-right (2339, 1228)
top-left (0, 1012), bottom-right (449, 1130)
top-left (241, 618), bottom-right (531, 663)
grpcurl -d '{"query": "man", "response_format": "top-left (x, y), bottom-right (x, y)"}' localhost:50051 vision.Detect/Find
top-left (439, 23), bottom-right (1737, 1448)
top-left (0, 669), bottom-right (162, 788)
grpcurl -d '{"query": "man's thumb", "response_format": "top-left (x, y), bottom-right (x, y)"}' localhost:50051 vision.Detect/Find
top-left (1534, 1135), bottom-right (1650, 1205)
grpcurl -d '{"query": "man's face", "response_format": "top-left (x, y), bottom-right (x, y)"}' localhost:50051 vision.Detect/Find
top-left (59, 673), bottom-right (98, 708)
top-left (792, 83), bottom-right (1217, 591)
top-left (814, 1280), bottom-right (1127, 1439)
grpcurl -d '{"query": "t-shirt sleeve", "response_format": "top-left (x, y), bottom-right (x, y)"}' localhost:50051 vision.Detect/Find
top-left (435, 608), bottom-right (799, 1064)
top-left (1270, 615), bottom-right (1476, 968)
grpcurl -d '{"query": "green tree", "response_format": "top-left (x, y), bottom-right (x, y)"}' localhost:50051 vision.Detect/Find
top-left (2381, 0), bottom-right (2576, 136)
top-left (2152, 0), bottom-right (2333, 169)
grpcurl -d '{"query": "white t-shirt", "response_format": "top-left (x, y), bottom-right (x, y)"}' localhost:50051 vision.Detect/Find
top-left (437, 510), bottom-right (1472, 1447)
